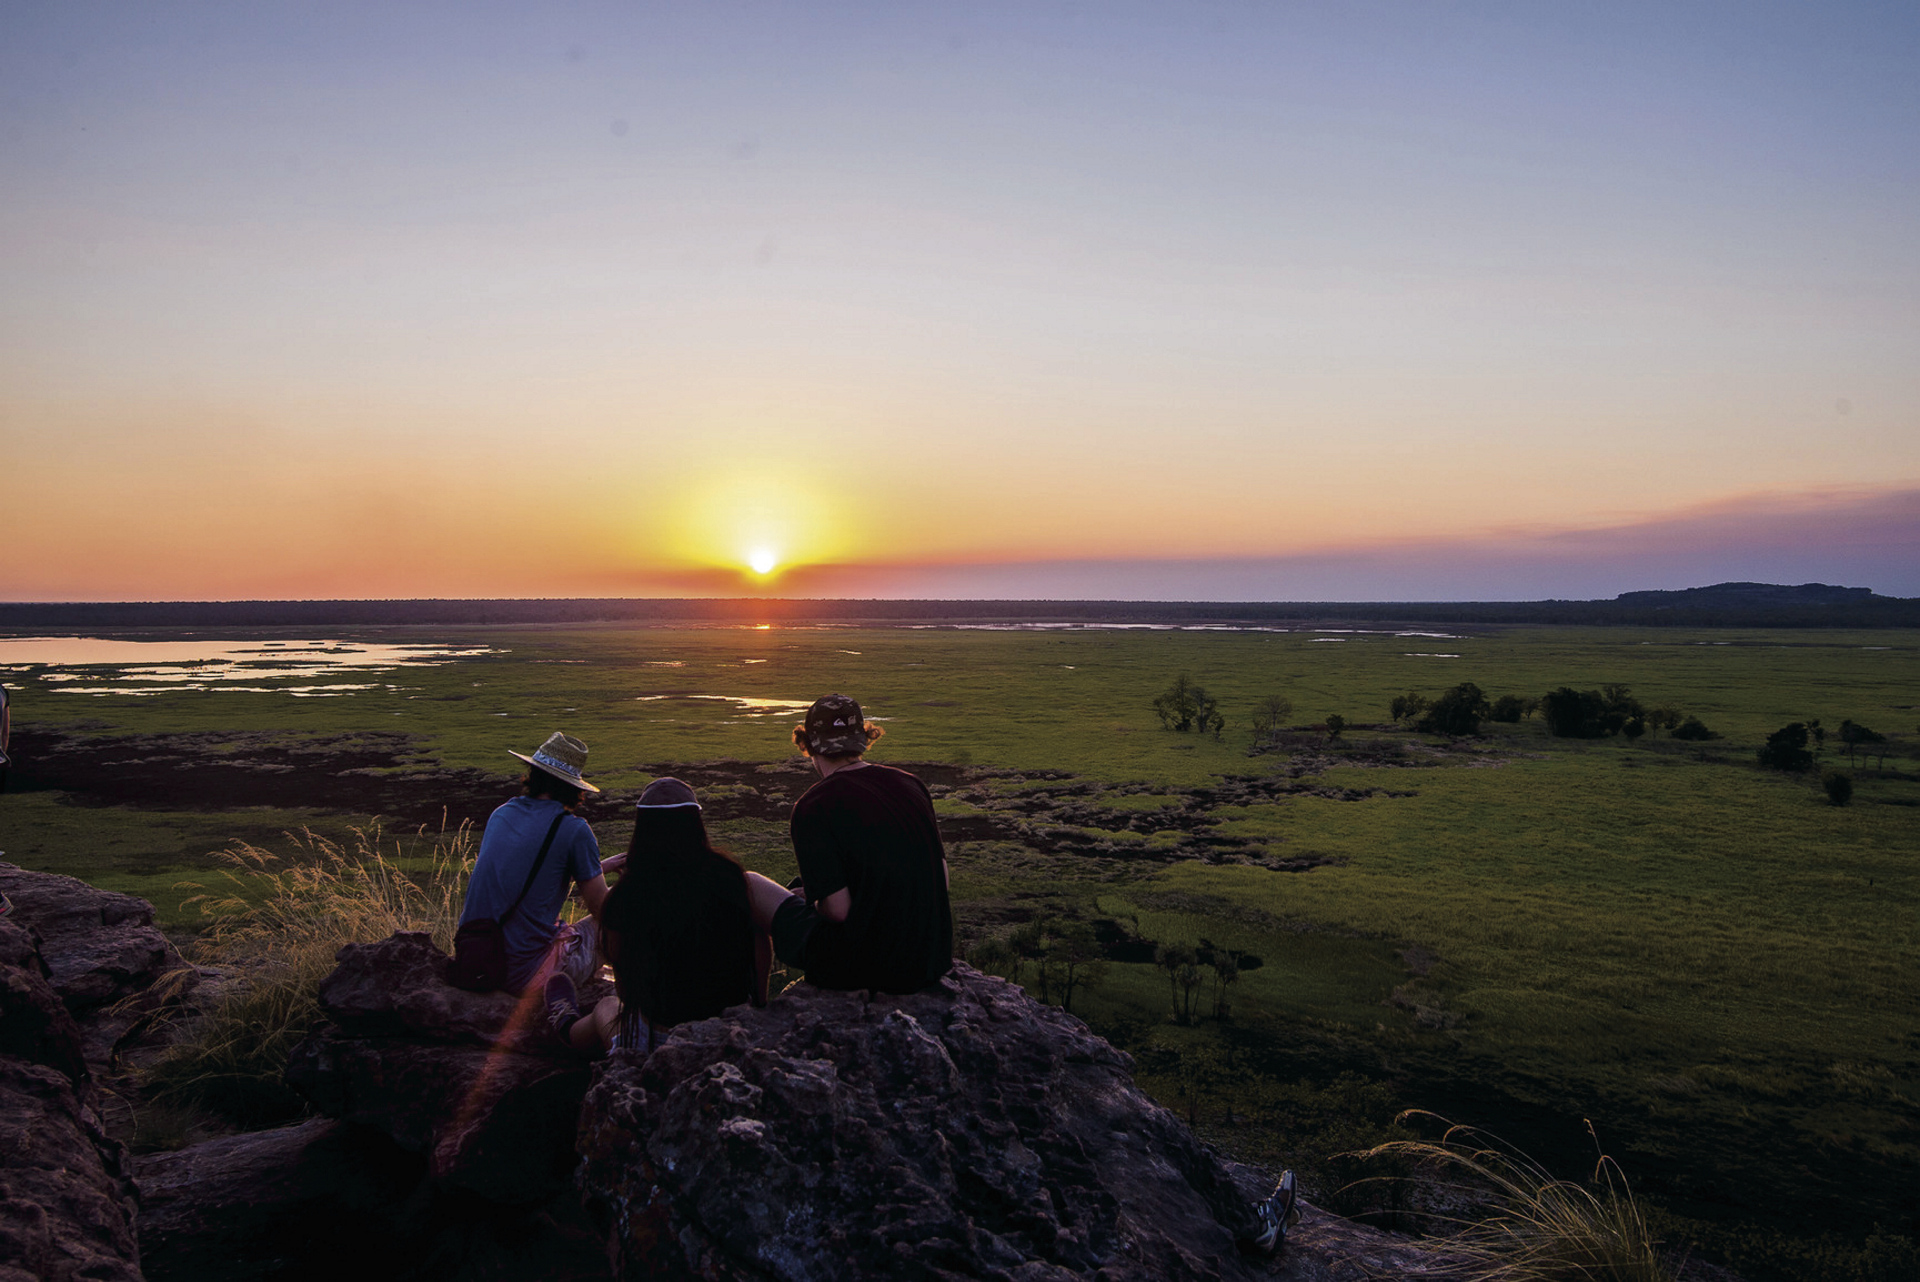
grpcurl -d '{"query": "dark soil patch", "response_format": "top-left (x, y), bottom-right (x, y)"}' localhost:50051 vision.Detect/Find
top-left (8, 729), bottom-right (519, 831)
top-left (638, 760), bottom-right (1384, 870)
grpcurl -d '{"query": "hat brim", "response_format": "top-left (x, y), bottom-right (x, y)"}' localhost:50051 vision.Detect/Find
top-left (508, 749), bottom-right (601, 793)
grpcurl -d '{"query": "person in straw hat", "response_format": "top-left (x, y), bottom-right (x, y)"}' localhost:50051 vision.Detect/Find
top-left (459, 731), bottom-right (625, 1001)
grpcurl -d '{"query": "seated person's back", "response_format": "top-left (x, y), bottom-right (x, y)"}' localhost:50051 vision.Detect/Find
top-left (777, 694), bottom-right (953, 995)
top-left (600, 778), bottom-right (758, 1033)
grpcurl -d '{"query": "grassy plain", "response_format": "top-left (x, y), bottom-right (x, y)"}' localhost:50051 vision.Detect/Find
top-left (2, 621), bottom-right (1916, 1279)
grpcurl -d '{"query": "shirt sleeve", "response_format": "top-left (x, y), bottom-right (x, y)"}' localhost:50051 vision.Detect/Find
top-left (790, 795), bottom-right (849, 902)
top-left (564, 816), bottom-right (603, 888)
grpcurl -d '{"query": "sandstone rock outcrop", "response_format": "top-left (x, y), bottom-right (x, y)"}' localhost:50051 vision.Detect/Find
top-left (0, 909), bottom-right (143, 1281)
top-left (579, 964), bottom-right (1277, 1281)
top-left (0, 860), bottom-right (194, 1067)
top-left (286, 931), bottom-right (600, 1205)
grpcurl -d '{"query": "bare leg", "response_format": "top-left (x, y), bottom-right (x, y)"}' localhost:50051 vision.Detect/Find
top-left (568, 994), bottom-right (620, 1057)
top-left (743, 870), bottom-right (794, 933)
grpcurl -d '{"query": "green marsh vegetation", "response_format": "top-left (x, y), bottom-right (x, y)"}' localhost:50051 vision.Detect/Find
top-left (3, 622), bottom-right (1916, 1278)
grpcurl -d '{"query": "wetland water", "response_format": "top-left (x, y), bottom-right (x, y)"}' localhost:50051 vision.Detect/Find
top-left (0, 637), bottom-right (498, 696)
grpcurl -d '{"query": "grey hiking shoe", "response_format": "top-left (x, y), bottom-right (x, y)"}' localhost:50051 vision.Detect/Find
top-left (1248, 1169), bottom-right (1299, 1255)
top-left (544, 973), bottom-right (581, 1043)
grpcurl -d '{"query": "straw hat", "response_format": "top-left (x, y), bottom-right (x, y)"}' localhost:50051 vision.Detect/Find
top-left (509, 731), bottom-right (600, 793)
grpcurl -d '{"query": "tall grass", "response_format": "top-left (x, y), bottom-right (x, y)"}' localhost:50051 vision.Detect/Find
top-left (142, 822), bottom-right (474, 1128)
top-left (1349, 1111), bottom-right (1677, 1282)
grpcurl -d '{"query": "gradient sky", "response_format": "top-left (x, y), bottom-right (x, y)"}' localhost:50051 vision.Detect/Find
top-left (4, 1), bottom-right (1917, 601)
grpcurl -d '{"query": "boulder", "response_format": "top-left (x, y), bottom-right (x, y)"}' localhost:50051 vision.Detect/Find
top-left (0, 916), bottom-right (142, 1282)
top-left (287, 931), bottom-right (601, 1204)
top-left (0, 861), bottom-right (188, 1014)
top-left (0, 918), bottom-right (88, 1084)
top-left (578, 964), bottom-right (1274, 1281)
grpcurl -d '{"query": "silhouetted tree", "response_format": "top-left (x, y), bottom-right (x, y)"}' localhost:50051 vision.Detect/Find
top-left (1758, 722), bottom-right (1814, 772)
top-left (1489, 694), bottom-right (1527, 723)
top-left (1324, 713), bottom-right (1346, 741)
top-left (1822, 770), bottom-right (1854, 806)
top-left (1623, 717), bottom-right (1646, 743)
top-left (1249, 695), bottom-right (1293, 750)
top-left (1155, 943), bottom-right (1198, 1024)
top-left (1389, 692), bottom-right (1430, 724)
top-left (1418, 682), bottom-right (1490, 737)
top-left (1671, 716), bottom-right (1721, 741)
top-left (1154, 674), bottom-right (1223, 738)
top-left (1051, 921), bottom-right (1109, 1014)
top-left (1838, 719), bottom-right (1885, 766)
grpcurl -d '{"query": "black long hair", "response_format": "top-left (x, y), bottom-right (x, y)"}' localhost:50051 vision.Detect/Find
top-left (600, 806), bottom-right (755, 1029)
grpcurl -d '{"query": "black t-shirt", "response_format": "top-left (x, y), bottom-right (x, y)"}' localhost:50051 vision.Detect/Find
top-left (789, 763), bottom-right (954, 994)
top-left (600, 850), bottom-right (755, 1030)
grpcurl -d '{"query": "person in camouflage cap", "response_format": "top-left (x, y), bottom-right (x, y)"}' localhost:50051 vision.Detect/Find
top-left (742, 693), bottom-right (954, 993)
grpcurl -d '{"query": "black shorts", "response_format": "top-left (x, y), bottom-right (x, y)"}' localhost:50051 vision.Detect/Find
top-left (770, 894), bottom-right (820, 969)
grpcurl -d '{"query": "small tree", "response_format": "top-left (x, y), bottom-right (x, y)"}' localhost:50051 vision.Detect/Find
top-left (1671, 716), bottom-right (1720, 741)
top-left (1489, 695), bottom-right (1527, 723)
top-left (1838, 719), bottom-right (1885, 766)
top-left (1822, 770), bottom-right (1854, 806)
top-left (1647, 705), bottom-right (1682, 736)
top-left (1622, 717), bottom-right (1646, 743)
top-left (1390, 692), bottom-right (1430, 724)
top-left (1155, 943), bottom-right (1197, 1024)
top-left (1154, 674), bottom-right (1223, 738)
top-left (1324, 713), bottom-right (1346, 741)
top-left (1758, 722), bottom-right (1814, 772)
top-left (1249, 695), bottom-right (1293, 751)
top-left (1417, 682), bottom-right (1490, 737)
top-left (1209, 951), bottom-right (1240, 1019)
top-left (1051, 921), bottom-right (1109, 1014)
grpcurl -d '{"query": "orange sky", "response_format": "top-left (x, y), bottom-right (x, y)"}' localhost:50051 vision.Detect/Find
top-left (4, 4), bottom-right (1917, 601)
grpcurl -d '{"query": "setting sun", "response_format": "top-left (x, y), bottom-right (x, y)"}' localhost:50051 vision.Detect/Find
top-left (748, 549), bottom-right (778, 576)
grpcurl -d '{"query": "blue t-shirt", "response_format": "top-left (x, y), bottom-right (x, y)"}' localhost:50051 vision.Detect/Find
top-left (460, 797), bottom-right (602, 992)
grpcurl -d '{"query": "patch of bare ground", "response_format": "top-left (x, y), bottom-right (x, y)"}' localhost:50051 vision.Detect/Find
top-left (8, 728), bottom-right (520, 830)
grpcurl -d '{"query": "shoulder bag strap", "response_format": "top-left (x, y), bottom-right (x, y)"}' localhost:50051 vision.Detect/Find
top-left (500, 811), bottom-right (568, 927)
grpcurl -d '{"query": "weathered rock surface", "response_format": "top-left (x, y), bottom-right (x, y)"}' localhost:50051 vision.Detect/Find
top-left (0, 861), bottom-right (187, 1013)
top-left (0, 860), bottom-right (196, 1070)
top-left (0, 896), bottom-right (143, 1282)
top-left (580, 964), bottom-right (1285, 1281)
top-left (286, 931), bottom-right (600, 1204)
top-left (135, 1117), bottom-right (610, 1282)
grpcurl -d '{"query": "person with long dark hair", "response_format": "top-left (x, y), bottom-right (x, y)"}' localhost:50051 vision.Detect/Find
top-left (550, 776), bottom-right (767, 1055)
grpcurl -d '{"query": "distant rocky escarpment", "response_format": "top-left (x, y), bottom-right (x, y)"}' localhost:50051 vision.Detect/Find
top-left (1615, 581), bottom-right (1878, 607)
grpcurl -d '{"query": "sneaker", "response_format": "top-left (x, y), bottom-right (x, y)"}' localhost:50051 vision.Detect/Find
top-left (544, 973), bottom-right (581, 1042)
top-left (1248, 1169), bottom-right (1298, 1255)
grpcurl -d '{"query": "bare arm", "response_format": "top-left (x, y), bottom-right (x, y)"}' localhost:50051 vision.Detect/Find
top-left (817, 887), bottom-right (852, 923)
top-left (577, 873), bottom-right (610, 920)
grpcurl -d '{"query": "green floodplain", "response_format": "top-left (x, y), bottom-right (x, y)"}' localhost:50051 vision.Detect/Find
top-left (2, 622), bottom-right (1916, 1281)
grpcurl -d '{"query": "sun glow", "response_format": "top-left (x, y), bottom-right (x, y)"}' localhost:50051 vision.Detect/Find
top-left (748, 548), bottom-right (778, 576)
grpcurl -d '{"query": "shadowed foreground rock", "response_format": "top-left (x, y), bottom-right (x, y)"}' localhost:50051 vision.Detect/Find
top-left (287, 931), bottom-right (597, 1205)
top-left (581, 964), bottom-right (1288, 1281)
top-left (0, 914), bottom-right (142, 1282)
top-left (163, 930), bottom-right (1452, 1281)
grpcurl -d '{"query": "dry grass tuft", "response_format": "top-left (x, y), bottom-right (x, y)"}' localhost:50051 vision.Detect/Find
top-left (141, 822), bottom-right (474, 1128)
top-left (1349, 1111), bottom-right (1679, 1282)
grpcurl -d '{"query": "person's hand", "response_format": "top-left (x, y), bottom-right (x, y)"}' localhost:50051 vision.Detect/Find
top-left (600, 853), bottom-right (629, 876)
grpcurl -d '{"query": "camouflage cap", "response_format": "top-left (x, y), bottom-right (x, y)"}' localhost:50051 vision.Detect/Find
top-left (803, 693), bottom-right (871, 756)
